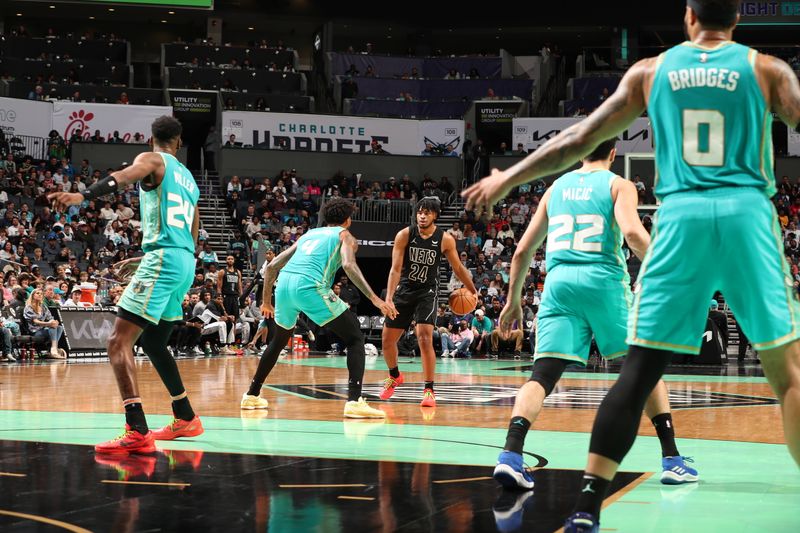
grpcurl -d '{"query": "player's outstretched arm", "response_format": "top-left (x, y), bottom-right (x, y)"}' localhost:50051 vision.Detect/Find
top-left (462, 59), bottom-right (653, 214)
top-left (499, 190), bottom-right (551, 332)
top-left (508, 189), bottom-right (551, 306)
top-left (441, 233), bottom-right (477, 295)
top-left (761, 54), bottom-right (800, 129)
top-left (341, 231), bottom-right (397, 319)
top-left (612, 178), bottom-right (650, 261)
top-left (385, 228), bottom-right (408, 304)
top-left (49, 152), bottom-right (165, 210)
top-left (260, 243), bottom-right (297, 318)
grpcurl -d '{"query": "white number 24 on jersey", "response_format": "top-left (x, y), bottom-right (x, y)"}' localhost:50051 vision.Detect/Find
top-left (547, 214), bottom-right (604, 252)
top-left (166, 193), bottom-right (195, 229)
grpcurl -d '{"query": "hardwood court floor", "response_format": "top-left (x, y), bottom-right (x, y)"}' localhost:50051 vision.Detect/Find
top-left (0, 353), bottom-right (797, 532)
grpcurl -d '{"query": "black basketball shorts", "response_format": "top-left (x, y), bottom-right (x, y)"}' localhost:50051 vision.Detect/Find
top-left (385, 286), bottom-right (438, 330)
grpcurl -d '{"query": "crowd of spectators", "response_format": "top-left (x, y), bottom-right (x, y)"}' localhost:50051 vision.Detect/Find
top-left (774, 176), bottom-right (800, 296)
top-left (0, 141), bottom-right (278, 361)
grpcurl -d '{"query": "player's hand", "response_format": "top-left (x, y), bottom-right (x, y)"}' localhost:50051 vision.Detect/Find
top-left (469, 290), bottom-right (479, 305)
top-left (112, 257), bottom-right (142, 282)
top-left (385, 300), bottom-right (398, 318)
top-left (499, 302), bottom-right (522, 333)
top-left (261, 303), bottom-right (275, 319)
top-left (48, 192), bottom-right (85, 211)
top-left (461, 168), bottom-right (513, 214)
top-left (373, 297), bottom-right (397, 320)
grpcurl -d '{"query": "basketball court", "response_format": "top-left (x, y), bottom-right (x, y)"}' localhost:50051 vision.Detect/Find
top-left (1, 352), bottom-right (795, 532)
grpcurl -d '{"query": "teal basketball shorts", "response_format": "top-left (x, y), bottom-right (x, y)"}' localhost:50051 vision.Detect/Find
top-left (118, 247), bottom-right (196, 325)
top-left (273, 272), bottom-right (349, 330)
top-left (535, 264), bottom-right (633, 366)
top-left (628, 186), bottom-right (800, 354)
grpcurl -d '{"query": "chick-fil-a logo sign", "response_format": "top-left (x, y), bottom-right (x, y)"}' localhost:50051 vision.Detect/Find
top-left (53, 102), bottom-right (173, 143)
top-left (63, 109), bottom-right (95, 140)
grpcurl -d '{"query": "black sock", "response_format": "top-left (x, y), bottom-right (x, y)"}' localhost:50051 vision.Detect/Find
top-left (348, 378), bottom-right (362, 402)
top-left (573, 474), bottom-right (611, 518)
top-left (424, 381), bottom-right (434, 391)
top-left (651, 413), bottom-right (679, 457)
top-left (247, 380), bottom-right (262, 397)
top-left (389, 366), bottom-right (400, 379)
top-left (504, 416), bottom-right (531, 454)
top-left (172, 396), bottom-right (195, 421)
top-left (248, 327), bottom-right (293, 397)
top-left (124, 402), bottom-right (148, 435)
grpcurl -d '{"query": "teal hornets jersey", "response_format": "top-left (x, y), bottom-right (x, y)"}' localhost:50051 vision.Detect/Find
top-left (648, 41), bottom-right (774, 199)
top-left (545, 169), bottom-right (627, 276)
top-left (281, 226), bottom-right (345, 288)
top-left (140, 152), bottom-right (199, 254)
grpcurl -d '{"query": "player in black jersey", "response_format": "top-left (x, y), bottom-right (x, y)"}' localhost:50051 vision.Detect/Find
top-left (217, 255), bottom-right (242, 322)
top-left (379, 197), bottom-right (477, 407)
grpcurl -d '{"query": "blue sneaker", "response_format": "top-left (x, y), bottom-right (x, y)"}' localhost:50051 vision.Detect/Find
top-left (563, 512), bottom-right (599, 533)
top-left (493, 450), bottom-right (534, 490)
top-left (493, 490), bottom-right (534, 533)
top-left (660, 456), bottom-right (699, 485)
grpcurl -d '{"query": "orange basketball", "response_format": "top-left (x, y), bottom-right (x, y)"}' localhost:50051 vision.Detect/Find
top-left (449, 287), bottom-right (477, 315)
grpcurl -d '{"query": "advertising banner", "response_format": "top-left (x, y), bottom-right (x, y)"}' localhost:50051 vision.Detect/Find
top-left (168, 89), bottom-right (218, 171)
top-left (474, 101), bottom-right (524, 153)
top-left (52, 101), bottom-right (172, 143)
top-left (221, 111), bottom-right (464, 156)
top-left (0, 97), bottom-right (52, 138)
top-left (512, 117), bottom-right (653, 154)
top-left (350, 221), bottom-right (406, 258)
top-left (58, 309), bottom-right (117, 351)
top-left (789, 125), bottom-right (800, 157)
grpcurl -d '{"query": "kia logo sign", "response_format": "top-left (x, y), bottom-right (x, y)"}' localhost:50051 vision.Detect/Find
top-left (357, 240), bottom-right (395, 247)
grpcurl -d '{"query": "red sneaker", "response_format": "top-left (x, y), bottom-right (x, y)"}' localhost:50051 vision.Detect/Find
top-left (95, 453), bottom-right (157, 480)
top-left (94, 424), bottom-right (156, 455)
top-left (420, 388), bottom-right (436, 408)
top-left (162, 449), bottom-right (204, 470)
top-left (379, 373), bottom-right (405, 400)
top-left (151, 416), bottom-right (204, 441)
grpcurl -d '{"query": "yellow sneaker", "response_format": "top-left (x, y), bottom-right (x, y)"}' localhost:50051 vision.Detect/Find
top-left (240, 393), bottom-right (269, 410)
top-left (343, 397), bottom-right (386, 419)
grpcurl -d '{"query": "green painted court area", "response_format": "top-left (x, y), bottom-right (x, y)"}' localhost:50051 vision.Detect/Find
top-left (287, 354), bottom-right (775, 384)
top-left (0, 408), bottom-right (796, 532)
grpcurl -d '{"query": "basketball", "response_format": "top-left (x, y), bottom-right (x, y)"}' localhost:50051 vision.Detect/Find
top-left (449, 287), bottom-right (477, 315)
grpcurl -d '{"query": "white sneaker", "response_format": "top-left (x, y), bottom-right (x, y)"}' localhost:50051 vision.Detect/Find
top-left (441, 350), bottom-right (450, 358)
top-left (5, 353), bottom-right (16, 362)
top-left (219, 346), bottom-right (236, 356)
top-left (343, 397), bottom-right (386, 419)
top-left (240, 392), bottom-right (269, 410)
top-left (193, 346), bottom-right (204, 356)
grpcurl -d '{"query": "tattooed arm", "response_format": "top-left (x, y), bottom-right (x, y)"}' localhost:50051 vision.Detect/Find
top-left (340, 231), bottom-right (397, 319)
top-left (760, 53), bottom-right (800, 129)
top-left (462, 57), bottom-right (654, 213)
top-left (260, 243), bottom-right (297, 318)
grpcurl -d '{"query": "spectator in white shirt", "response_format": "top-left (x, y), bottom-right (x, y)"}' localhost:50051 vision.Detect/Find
top-left (510, 198), bottom-right (530, 217)
top-left (447, 222), bottom-right (464, 241)
top-left (63, 288), bottom-right (84, 307)
top-left (482, 238), bottom-right (504, 258)
top-left (100, 201), bottom-right (117, 222)
top-left (115, 202), bottom-right (134, 221)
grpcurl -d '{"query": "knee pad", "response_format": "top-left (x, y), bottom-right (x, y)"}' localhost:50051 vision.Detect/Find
top-left (528, 357), bottom-right (569, 396)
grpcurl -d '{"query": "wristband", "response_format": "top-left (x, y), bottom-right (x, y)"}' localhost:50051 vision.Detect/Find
top-left (82, 175), bottom-right (119, 201)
